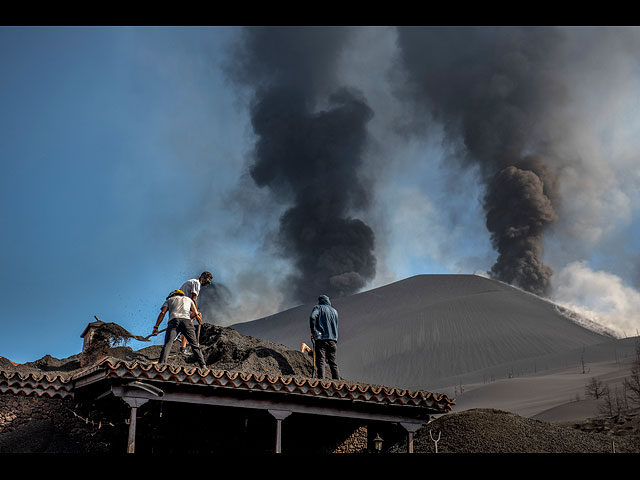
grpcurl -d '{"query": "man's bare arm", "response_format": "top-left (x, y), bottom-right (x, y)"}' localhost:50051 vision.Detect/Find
top-left (191, 302), bottom-right (203, 324)
top-left (153, 306), bottom-right (168, 334)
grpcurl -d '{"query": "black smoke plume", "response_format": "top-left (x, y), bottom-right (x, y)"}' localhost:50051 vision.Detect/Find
top-left (485, 159), bottom-right (558, 295)
top-left (395, 26), bottom-right (567, 296)
top-left (227, 27), bottom-right (376, 304)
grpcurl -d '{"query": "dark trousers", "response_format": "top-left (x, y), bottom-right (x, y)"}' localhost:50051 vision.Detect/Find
top-left (315, 339), bottom-right (340, 380)
top-left (159, 318), bottom-right (206, 367)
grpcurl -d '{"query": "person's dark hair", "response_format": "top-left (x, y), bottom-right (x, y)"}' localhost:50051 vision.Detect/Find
top-left (201, 271), bottom-right (213, 285)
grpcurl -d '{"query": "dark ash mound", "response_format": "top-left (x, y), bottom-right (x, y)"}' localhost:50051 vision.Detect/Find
top-left (2, 324), bottom-right (315, 380)
top-left (389, 408), bottom-right (640, 453)
top-left (147, 323), bottom-right (316, 378)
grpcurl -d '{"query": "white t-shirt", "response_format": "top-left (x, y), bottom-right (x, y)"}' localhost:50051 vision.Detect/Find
top-left (163, 295), bottom-right (194, 321)
top-left (180, 279), bottom-right (200, 300)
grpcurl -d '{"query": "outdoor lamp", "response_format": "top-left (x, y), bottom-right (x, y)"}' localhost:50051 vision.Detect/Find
top-left (373, 433), bottom-right (383, 453)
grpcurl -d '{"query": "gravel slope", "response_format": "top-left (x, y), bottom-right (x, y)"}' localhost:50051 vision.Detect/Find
top-left (388, 408), bottom-right (640, 453)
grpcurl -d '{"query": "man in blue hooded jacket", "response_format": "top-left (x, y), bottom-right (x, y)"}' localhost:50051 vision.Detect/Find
top-left (309, 295), bottom-right (341, 380)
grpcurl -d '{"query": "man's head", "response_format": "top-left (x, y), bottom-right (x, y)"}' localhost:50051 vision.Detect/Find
top-left (318, 295), bottom-right (331, 305)
top-left (167, 289), bottom-right (185, 300)
top-left (200, 271), bottom-right (213, 286)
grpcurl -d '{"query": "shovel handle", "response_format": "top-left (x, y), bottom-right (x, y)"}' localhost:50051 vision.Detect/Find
top-left (145, 327), bottom-right (167, 340)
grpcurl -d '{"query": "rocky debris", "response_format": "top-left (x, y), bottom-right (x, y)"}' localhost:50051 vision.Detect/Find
top-left (332, 426), bottom-right (368, 453)
top-left (388, 408), bottom-right (640, 453)
top-left (561, 410), bottom-right (640, 440)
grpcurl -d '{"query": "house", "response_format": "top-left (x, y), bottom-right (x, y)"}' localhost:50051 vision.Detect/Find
top-left (0, 321), bottom-right (455, 453)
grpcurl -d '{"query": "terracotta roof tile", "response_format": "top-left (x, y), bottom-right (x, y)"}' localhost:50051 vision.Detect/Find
top-left (73, 358), bottom-right (455, 413)
top-left (0, 370), bottom-right (74, 399)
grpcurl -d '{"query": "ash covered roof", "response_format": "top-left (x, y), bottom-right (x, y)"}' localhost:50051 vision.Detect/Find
top-left (71, 357), bottom-right (454, 414)
top-left (0, 322), bottom-right (455, 415)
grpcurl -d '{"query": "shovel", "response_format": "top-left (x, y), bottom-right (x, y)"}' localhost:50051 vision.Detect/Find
top-left (141, 328), bottom-right (167, 341)
top-left (311, 338), bottom-right (317, 378)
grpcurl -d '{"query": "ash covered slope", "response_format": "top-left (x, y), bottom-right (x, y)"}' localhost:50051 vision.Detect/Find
top-left (232, 274), bottom-right (614, 390)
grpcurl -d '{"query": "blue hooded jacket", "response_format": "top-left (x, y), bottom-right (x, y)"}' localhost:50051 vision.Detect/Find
top-left (310, 295), bottom-right (339, 341)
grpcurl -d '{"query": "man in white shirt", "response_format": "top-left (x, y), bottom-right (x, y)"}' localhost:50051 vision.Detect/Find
top-left (177, 271), bottom-right (213, 355)
top-left (153, 289), bottom-right (207, 369)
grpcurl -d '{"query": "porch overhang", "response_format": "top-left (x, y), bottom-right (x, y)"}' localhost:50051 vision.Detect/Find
top-left (71, 357), bottom-right (455, 453)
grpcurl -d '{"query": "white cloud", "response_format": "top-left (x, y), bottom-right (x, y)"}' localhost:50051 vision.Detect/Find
top-left (551, 261), bottom-right (640, 338)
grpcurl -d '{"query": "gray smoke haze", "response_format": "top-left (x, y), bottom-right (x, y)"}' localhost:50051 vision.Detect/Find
top-left (393, 26), bottom-right (568, 296)
top-left (225, 27), bottom-right (376, 304)
top-left (197, 281), bottom-right (233, 324)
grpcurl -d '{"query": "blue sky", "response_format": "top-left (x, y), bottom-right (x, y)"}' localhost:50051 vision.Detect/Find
top-left (1, 26), bottom-right (639, 364)
top-left (0, 27), bottom-right (251, 362)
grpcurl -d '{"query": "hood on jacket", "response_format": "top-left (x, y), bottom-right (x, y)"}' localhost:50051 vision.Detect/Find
top-left (318, 295), bottom-right (331, 306)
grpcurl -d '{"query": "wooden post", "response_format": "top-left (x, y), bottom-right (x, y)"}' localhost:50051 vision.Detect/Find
top-left (122, 397), bottom-right (149, 454)
top-left (127, 405), bottom-right (138, 454)
top-left (400, 422), bottom-right (425, 454)
top-left (268, 409), bottom-right (292, 454)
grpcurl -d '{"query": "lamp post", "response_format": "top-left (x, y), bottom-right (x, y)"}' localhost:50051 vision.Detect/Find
top-left (373, 433), bottom-right (383, 453)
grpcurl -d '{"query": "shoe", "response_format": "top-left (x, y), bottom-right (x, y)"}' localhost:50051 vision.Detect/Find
top-left (199, 363), bottom-right (208, 370)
